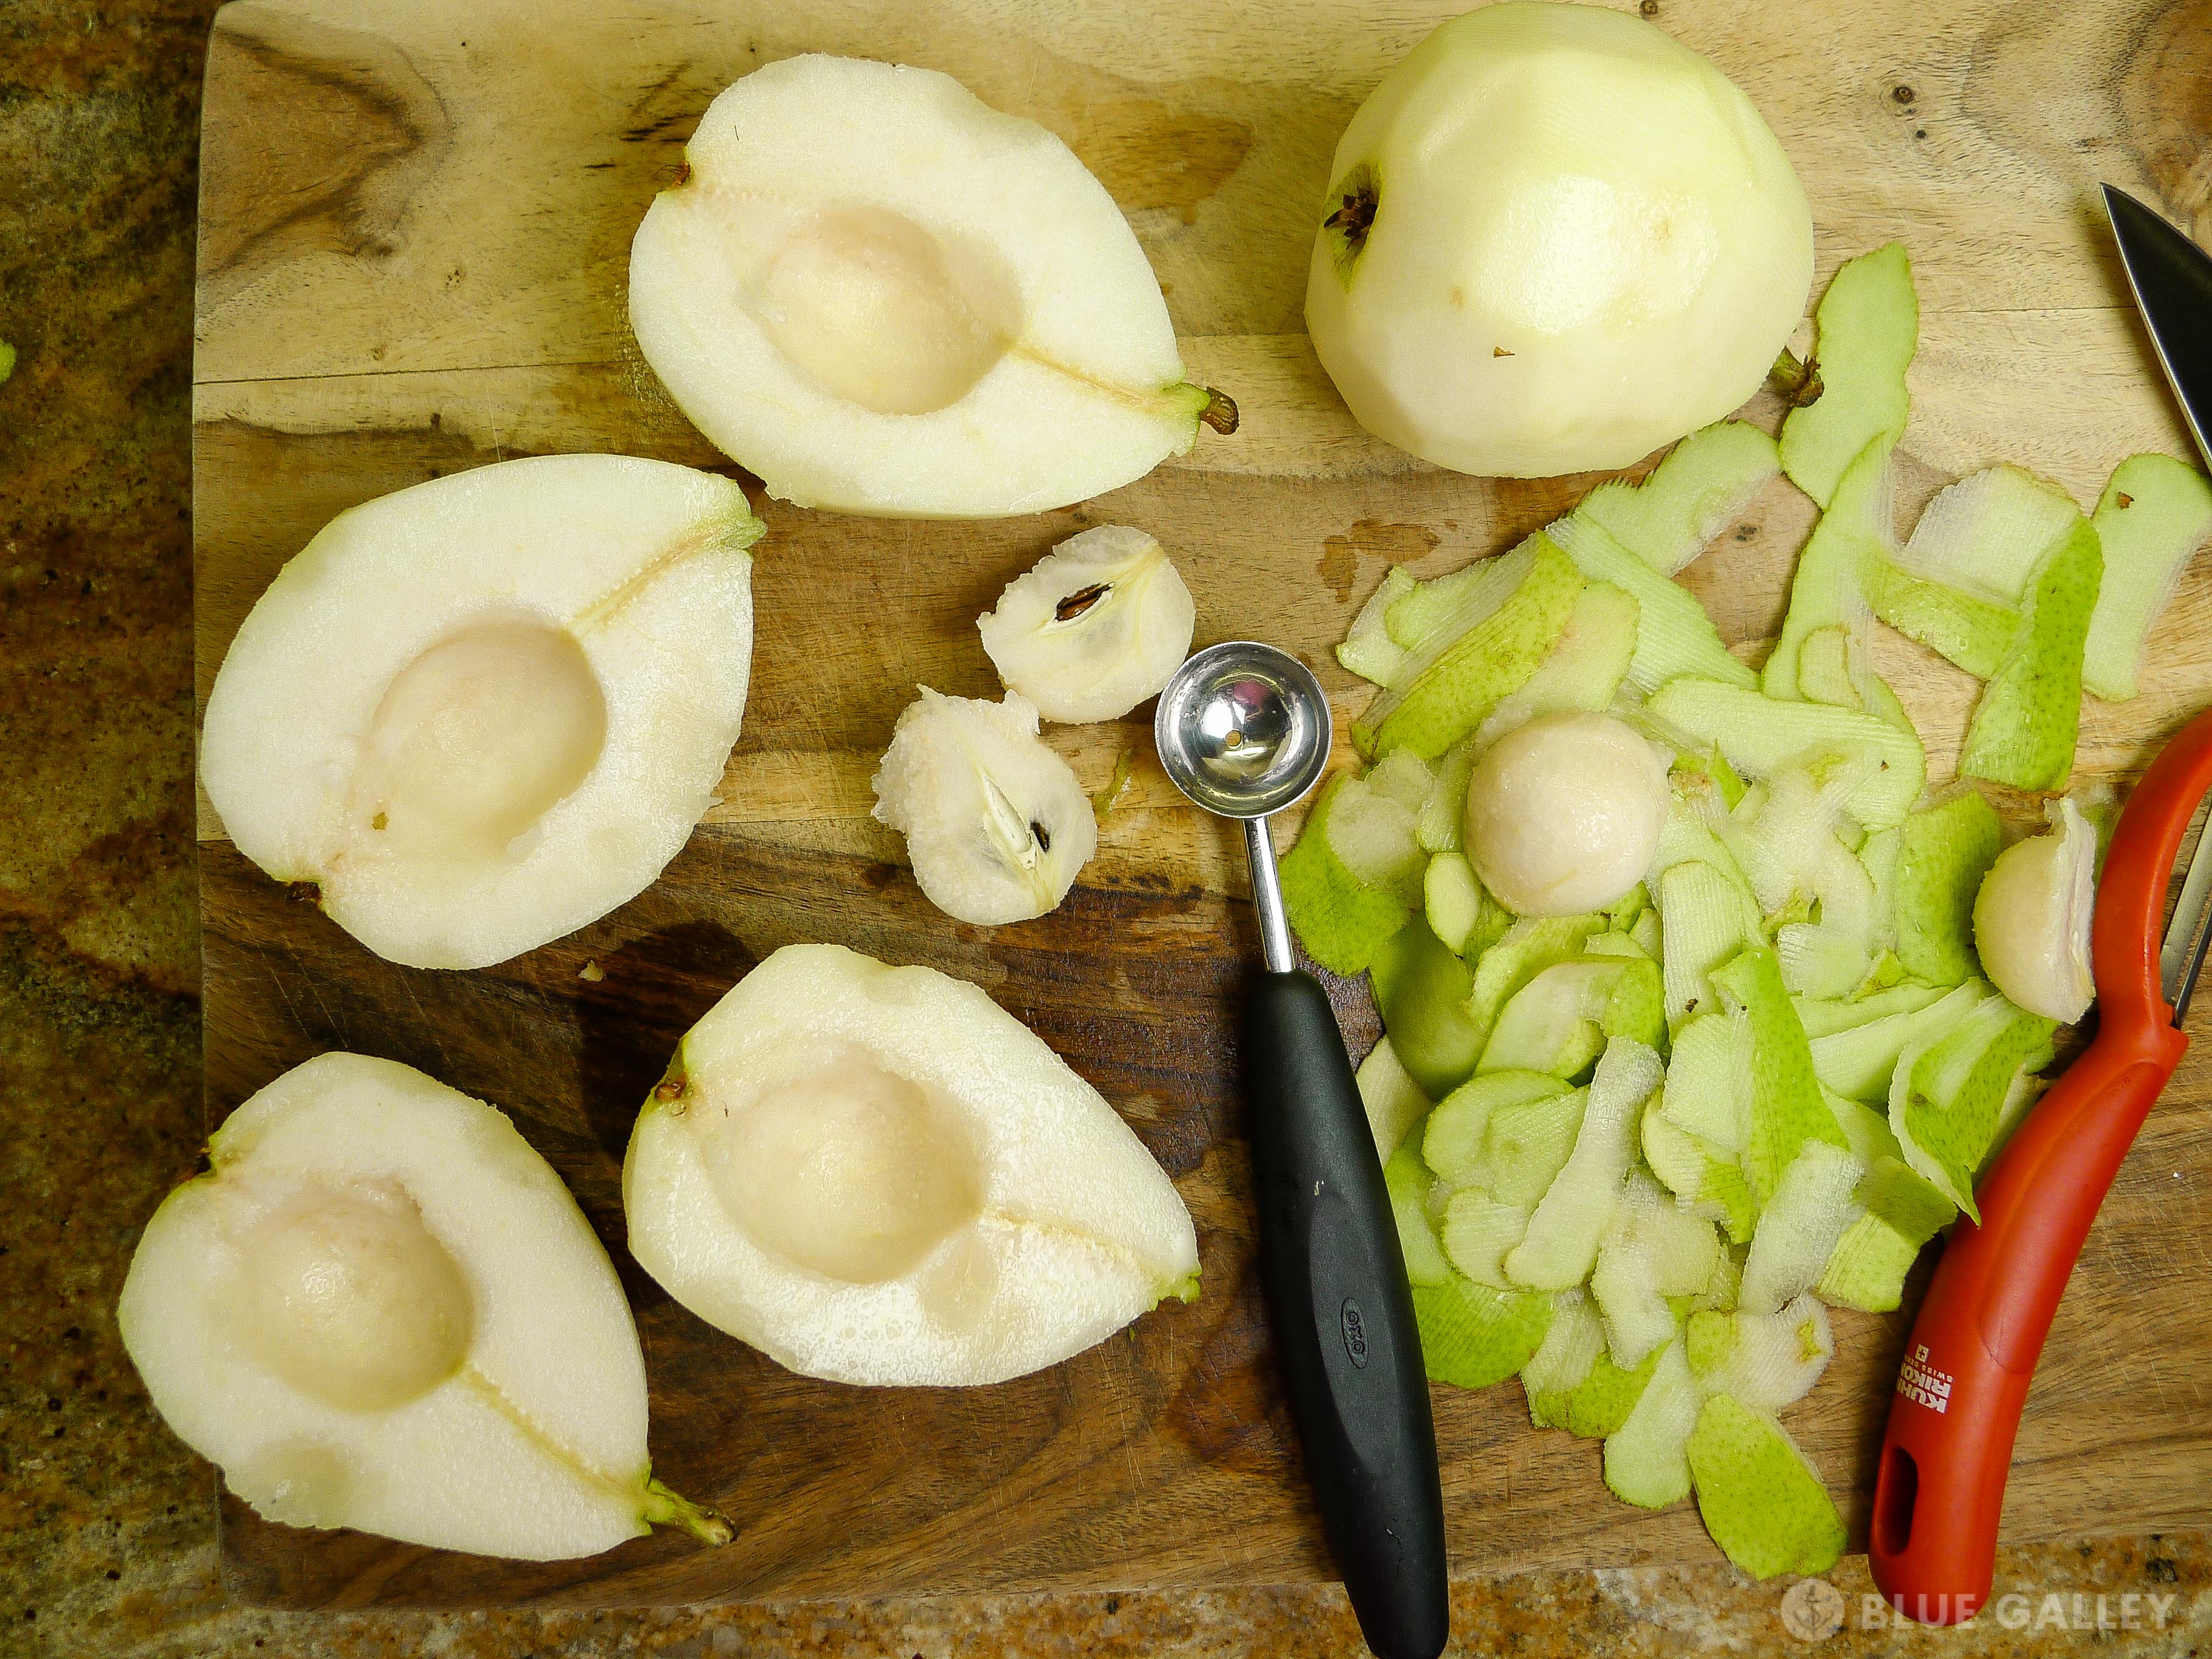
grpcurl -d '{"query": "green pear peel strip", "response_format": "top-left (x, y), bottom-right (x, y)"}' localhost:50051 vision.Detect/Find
top-left (1864, 557), bottom-right (2020, 678)
top-left (2083, 454), bottom-right (2212, 700)
top-left (1579, 420), bottom-right (1782, 576)
top-left (1386, 540), bottom-right (1538, 654)
top-left (1410, 1276), bottom-right (1554, 1390)
top-left (1806, 978), bottom-right (1986, 1101)
top-left (1791, 980), bottom-right (1950, 1037)
top-left (1889, 993), bottom-right (2057, 1219)
top-left (1360, 536), bottom-right (1583, 758)
top-left (1687, 1294), bottom-right (1833, 1413)
top-left (1642, 1104), bottom-right (1756, 1244)
top-left (1541, 1340), bottom-right (1664, 1439)
top-left (1521, 1289), bottom-right (1606, 1424)
top-left (1892, 790), bottom-right (2003, 985)
top-left (1278, 774), bottom-right (1418, 975)
top-left (1549, 514), bottom-right (1756, 695)
top-left (1712, 947), bottom-right (1849, 1208)
top-left (1603, 1339), bottom-right (1700, 1509)
top-left (1484, 1087), bottom-right (1590, 1209)
top-left (1472, 580), bottom-right (1640, 748)
top-left (1815, 1155), bottom-right (1956, 1312)
top-left (1461, 913), bottom-right (1607, 1062)
top-left (1780, 242), bottom-right (1918, 509)
top-left (1645, 678), bottom-right (1926, 831)
top-left (1505, 1039), bottom-right (1664, 1290)
top-left (1372, 917), bottom-right (1488, 1099)
top-left (1386, 1144), bottom-right (1455, 1287)
top-left (1422, 1070), bottom-right (1570, 1190)
top-left (1959, 514), bottom-right (2103, 790)
top-left (1592, 1175), bottom-right (1720, 1369)
top-left (1895, 463), bottom-right (2084, 606)
top-left (1443, 1190), bottom-right (1534, 1287)
top-left (1338, 567), bottom-right (1419, 685)
top-left (1424, 852), bottom-right (1500, 957)
top-left (1416, 735), bottom-right (1481, 853)
top-left (1356, 1034), bottom-right (1431, 1162)
top-left (1686, 1395), bottom-right (1846, 1579)
top-left (1764, 434), bottom-right (1891, 700)
top-left (1738, 1140), bottom-right (1865, 1313)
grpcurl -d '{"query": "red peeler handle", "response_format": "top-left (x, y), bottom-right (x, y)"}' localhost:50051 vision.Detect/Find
top-left (1869, 708), bottom-right (2212, 1624)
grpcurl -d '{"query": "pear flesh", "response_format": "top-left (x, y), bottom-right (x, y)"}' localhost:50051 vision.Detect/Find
top-left (622, 943), bottom-right (1199, 1387)
top-left (628, 55), bottom-right (1230, 518)
top-left (118, 1053), bottom-right (724, 1561)
top-left (200, 455), bottom-right (761, 970)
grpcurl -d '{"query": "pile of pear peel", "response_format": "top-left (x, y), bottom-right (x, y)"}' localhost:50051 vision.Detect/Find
top-left (1282, 238), bottom-right (2210, 1578)
top-left (133, 3), bottom-right (2212, 1583)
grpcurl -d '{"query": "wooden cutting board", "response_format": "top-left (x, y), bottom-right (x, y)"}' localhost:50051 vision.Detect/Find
top-left (194, 0), bottom-right (2212, 1610)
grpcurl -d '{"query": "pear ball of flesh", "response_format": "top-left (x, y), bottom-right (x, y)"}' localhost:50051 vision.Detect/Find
top-left (628, 55), bottom-right (1235, 518)
top-left (1464, 712), bottom-right (1668, 916)
top-left (871, 688), bottom-right (1098, 925)
top-left (1973, 798), bottom-right (2097, 1022)
top-left (622, 943), bottom-right (1201, 1386)
top-left (1304, 2), bottom-right (1814, 478)
top-left (118, 1053), bottom-right (727, 1560)
top-left (199, 455), bottom-right (762, 970)
top-left (978, 525), bottom-right (1196, 723)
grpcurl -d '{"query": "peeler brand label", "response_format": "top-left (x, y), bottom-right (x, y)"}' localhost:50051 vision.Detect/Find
top-left (1896, 1343), bottom-right (1954, 1413)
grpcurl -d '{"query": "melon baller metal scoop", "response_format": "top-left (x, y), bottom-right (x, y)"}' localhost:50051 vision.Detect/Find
top-left (1155, 641), bottom-right (1448, 1659)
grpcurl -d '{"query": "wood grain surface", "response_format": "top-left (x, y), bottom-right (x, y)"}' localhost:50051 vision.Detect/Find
top-left (193, 0), bottom-right (2212, 1610)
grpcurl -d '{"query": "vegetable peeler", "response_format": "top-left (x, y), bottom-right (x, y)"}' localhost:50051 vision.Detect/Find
top-left (1869, 708), bottom-right (2212, 1621)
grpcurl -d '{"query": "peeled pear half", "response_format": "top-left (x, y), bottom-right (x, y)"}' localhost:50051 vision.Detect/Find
top-left (623, 944), bottom-right (1200, 1386)
top-left (628, 55), bottom-right (1233, 517)
top-left (201, 455), bottom-right (761, 970)
top-left (118, 1053), bottom-right (726, 1561)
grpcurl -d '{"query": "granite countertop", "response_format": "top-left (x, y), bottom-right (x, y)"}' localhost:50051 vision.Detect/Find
top-left (2, 4), bottom-right (2207, 1654)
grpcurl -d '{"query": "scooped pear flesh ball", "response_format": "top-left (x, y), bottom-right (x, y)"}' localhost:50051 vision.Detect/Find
top-left (978, 525), bottom-right (1196, 723)
top-left (1973, 798), bottom-right (2097, 1021)
top-left (622, 943), bottom-right (1200, 1386)
top-left (1305, 1), bottom-right (1814, 477)
top-left (871, 688), bottom-right (1098, 924)
top-left (118, 1053), bottom-right (726, 1560)
top-left (1465, 712), bottom-right (1668, 916)
top-left (628, 55), bottom-right (1234, 518)
top-left (200, 455), bottom-right (761, 970)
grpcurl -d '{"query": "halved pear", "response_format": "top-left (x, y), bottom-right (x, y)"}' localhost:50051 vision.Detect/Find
top-left (117, 1053), bottom-right (725, 1561)
top-left (622, 943), bottom-right (1199, 1386)
top-left (628, 55), bottom-right (1233, 518)
top-left (201, 455), bottom-right (761, 970)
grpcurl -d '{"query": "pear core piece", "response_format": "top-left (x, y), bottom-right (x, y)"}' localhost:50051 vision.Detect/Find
top-left (1304, 1), bottom-right (1812, 477)
top-left (629, 55), bottom-right (1228, 517)
top-left (871, 688), bottom-right (1098, 925)
top-left (200, 454), bottom-right (762, 970)
top-left (978, 526), bottom-right (1196, 723)
top-left (1465, 712), bottom-right (1668, 916)
top-left (623, 944), bottom-right (1201, 1387)
top-left (228, 1180), bottom-right (474, 1413)
top-left (118, 1053), bottom-right (725, 1561)
top-left (1972, 799), bottom-right (2097, 1022)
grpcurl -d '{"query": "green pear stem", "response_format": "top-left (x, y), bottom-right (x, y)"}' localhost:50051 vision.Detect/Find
top-left (645, 1476), bottom-right (733, 1546)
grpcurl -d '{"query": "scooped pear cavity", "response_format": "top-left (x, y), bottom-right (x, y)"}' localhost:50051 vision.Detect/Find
top-left (199, 455), bottom-right (761, 970)
top-left (117, 1053), bottom-right (726, 1561)
top-left (872, 688), bottom-right (1098, 925)
top-left (628, 55), bottom-right (1234, 517)
top-left (978, 526), bottom-right (1196, 723)
top-left (1465, 712), bottom-right (1668, 916)
top-left (622, 943), bottom-right (1200, 1386)
top-left (1972, 798), bottom-right (2097, 1021)
top-left (1304, 2), bottom-right (1812, 477)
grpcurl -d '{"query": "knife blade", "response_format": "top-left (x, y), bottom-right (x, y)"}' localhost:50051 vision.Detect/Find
top-left (2103, 184), bottom-right (2212, 472)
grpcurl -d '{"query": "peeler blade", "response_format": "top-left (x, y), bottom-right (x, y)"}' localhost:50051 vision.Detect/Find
top-left (2158, 802), bottom-right (2212, 1022)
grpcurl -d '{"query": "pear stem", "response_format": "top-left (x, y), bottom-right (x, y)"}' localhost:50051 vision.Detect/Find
top-left (645, 1476), bottom-right (734, 1546)
top-left (1199, 387), bottom-right (1239, 435)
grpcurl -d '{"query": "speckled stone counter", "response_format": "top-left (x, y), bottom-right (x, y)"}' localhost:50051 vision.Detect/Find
top-left (2, 4), bottom-right (2208, 1655)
